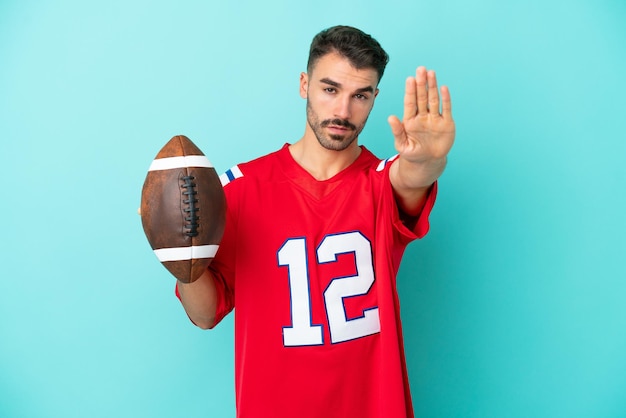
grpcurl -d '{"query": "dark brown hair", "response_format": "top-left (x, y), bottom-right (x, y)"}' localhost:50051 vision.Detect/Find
top-left (307, 25), bottom-right (389, 82)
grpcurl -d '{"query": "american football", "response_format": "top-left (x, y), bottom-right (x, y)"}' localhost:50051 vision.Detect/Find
top-left (140, 135), bottom-right (226, 283)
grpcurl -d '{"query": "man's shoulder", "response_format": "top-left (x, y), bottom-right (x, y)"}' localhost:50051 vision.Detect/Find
top-left (219, 144), bottom-right (288, 187)
top-left (358, 146), bottom-right (398, 174)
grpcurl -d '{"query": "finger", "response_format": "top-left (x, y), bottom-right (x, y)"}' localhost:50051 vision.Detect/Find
top-left (441, 85), bottom-right (452, 119)
top-left (387, 115), bottom-right (406, 142)
top-left (415, 66), bottom-right (428, 115)
top-left (402, 77), bottom-right (417, 120)
top-left (427, 70), bottom-right (440, 115)
top-left (137, 207), bottom-right (142, 216)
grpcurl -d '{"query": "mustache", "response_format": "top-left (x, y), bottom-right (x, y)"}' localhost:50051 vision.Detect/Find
top-left (320, 118), bottom-right (356, 131)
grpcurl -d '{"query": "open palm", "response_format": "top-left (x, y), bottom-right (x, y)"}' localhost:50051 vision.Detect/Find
top-left (388, 67), bottom-right (455, 164)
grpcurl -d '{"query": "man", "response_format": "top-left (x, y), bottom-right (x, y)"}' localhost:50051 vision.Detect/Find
top-left (176, 25), bottom-right (455, 418)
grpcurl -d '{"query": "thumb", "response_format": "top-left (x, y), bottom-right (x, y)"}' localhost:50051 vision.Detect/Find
top-left (387, 115), bottom-right (405, 141)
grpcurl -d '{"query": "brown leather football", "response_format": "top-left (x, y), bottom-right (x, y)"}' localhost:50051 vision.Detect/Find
top-left (140, 135), bottom-right (226, 283)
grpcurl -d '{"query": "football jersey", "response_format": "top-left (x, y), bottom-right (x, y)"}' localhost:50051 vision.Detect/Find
top-left (179, 144), bottom-right (436, 418)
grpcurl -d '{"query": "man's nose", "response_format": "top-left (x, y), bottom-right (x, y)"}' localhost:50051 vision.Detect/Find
top-left (333, 95), bottom-right (352, 120)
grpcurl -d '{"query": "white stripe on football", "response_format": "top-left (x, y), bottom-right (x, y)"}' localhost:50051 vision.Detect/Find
top-left (153, 245), bottom-right (220, 262)
top-left (148, 155), bottom-right (213, 171)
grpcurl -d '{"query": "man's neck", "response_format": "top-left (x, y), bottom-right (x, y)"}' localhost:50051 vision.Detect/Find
top-left (289, 135), bottom-right (361, 181)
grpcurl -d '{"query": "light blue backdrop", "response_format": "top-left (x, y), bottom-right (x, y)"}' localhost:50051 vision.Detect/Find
top-left (1, 1), bottom-right (625, 417)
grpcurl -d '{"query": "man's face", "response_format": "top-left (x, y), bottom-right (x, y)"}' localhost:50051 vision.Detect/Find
top-left (300, 52), bottom-right (379, 151)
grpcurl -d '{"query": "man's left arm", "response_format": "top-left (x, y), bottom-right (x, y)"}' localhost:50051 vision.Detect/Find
top-left (388, 66), bottom-right (456, 216)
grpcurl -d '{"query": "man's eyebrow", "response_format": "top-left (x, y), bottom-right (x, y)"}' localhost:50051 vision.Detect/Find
top-left (320, 77), bottom-right (341, 88)
top-left (319, 77), bottom-right (375, 94)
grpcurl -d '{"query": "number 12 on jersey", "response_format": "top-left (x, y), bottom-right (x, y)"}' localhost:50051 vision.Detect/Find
top-left (278, 231), bottom-right (380, 347)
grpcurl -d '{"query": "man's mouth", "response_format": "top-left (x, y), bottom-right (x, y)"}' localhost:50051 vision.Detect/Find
top-left (328, 125), bottom-right (348, 132)
top-left (321, 118), bottom-right (356, 131)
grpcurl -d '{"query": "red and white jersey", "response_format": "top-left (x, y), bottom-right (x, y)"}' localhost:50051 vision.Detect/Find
top-left (179, 144), bottom-right (436, 418)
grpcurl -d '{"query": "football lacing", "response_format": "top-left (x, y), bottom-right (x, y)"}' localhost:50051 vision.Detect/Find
top-left (181, 175), bottom-right (199, 237)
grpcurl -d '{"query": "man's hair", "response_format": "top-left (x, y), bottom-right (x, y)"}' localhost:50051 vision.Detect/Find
top-left (307, 25), bottom-right (389, 82)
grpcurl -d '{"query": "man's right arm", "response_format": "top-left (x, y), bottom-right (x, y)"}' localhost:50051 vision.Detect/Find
top-left (176, 268), bottom-right (219, 330)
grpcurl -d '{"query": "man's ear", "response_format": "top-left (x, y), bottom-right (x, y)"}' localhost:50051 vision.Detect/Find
top-left (299, 72), bottom-right (308, 99)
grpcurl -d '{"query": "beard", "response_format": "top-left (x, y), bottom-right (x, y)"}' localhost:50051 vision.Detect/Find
top-left (306, 99), bottom-right (367, 152)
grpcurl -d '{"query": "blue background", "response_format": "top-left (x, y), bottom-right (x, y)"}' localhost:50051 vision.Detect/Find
top-left (1, 0), bottom-right (625, 417)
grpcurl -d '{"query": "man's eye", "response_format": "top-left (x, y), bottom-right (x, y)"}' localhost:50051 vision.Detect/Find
top-left (355, 94), bottom-right (368, 100)
top-left (324, 87), bottom-right (336, 93)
